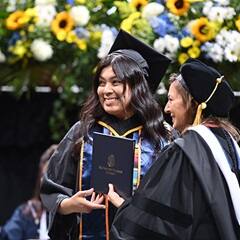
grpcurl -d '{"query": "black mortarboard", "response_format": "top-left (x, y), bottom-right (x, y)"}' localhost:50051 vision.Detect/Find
top-left (108, 29), bottom-right (171, 92)
top-left (180, 58), bottom-right (234, 120)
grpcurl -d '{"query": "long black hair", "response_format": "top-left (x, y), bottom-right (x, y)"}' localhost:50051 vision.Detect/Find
top-left (79, 52), bottom-right (170, 152)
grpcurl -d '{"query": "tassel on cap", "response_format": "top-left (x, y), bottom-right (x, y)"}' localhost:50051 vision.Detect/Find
top-left (193, 76), bottom-right (224, 125)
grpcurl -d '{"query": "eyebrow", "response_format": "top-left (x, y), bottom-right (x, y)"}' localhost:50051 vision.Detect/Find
top-left (99, 75), bottom-right (118, 80)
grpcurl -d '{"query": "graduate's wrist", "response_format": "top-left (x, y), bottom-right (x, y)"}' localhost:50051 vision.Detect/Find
top-left (58, 198), bottom-right (73, 215)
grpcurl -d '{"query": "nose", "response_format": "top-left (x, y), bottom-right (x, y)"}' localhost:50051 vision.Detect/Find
top-left (103, 82), bottom-right (113, 94)
top-left (164, 101), bottom-right (170, 113)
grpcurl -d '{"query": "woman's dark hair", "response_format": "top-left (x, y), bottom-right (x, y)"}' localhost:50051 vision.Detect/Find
top-left (79, 52), bottom-right (170, 152)
top-left (22, 144), bottom-right (58, 219)
top-left (33, 144), bottom-right (58, 199)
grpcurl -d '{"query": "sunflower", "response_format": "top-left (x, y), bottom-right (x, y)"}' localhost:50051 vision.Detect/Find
top-left (6, 11), bottom-right (26, 30)
top-left (130, 0), bottom-right (148, 10)
top-left (51, 12), bottom-right (74, 39)
top-left (191, 17), bottom-right (216, 42)
top-left (166, 0), bottom-right (190, 16)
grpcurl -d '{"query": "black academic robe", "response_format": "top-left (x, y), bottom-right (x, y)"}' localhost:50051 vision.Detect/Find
top-left (40, 115), bottom-right (168, 240)
top-left (111, 127), bottom-right (240, 240)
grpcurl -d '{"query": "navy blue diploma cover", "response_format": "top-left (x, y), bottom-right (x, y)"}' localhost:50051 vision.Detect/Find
top-left (91, 132), bottom-right (135, 197)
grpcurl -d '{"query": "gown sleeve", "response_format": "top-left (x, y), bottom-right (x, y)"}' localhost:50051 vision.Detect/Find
top-left (110, 142), bottom-right (219, 240)
top-left (40, 122), bottom-right (81, 239)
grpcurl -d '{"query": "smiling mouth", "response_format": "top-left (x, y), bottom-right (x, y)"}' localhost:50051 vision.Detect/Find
top-left (104, 97), bottom-right (119, 104)
top-left (104, 97), bottom-right (118, 101)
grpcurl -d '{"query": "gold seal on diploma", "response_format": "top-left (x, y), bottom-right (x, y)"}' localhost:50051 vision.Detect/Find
top-left (107, 154), bottom-right (115, 168)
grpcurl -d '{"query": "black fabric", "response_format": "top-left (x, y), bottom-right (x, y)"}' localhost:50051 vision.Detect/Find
top-left (109, 29), bottom-right (171, 92)
top-left (120, 217), bottom-right (175, 240)
top-left (0, 92), bottom-right (55, 225)
top-left (99, 114), bottom-right (142, 136)
top-left (111, 128), bottom-right (239, 240)
top-left (132, 192), bottom-right (192, 228)
top-left (180, 58), bottom-right (234, 117)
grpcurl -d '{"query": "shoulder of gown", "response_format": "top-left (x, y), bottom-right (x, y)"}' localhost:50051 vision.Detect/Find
top-left (111, 130), bottom-right (239, 240)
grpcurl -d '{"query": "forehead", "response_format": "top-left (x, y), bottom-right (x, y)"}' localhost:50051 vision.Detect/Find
top-left (100, 65), bottom-right (116, 78)
top-left (168, 81), bottom-right (182, 96)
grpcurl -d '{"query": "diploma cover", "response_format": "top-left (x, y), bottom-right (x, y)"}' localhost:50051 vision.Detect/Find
top-left (91, 132), bottom-right (135, 197)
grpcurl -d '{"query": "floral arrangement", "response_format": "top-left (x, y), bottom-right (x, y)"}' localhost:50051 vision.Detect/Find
top-left (0, 0), bottom-right (239, 140)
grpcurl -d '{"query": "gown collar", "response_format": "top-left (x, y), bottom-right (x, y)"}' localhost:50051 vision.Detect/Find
top-left (97, 114), bottom-right (143, 136)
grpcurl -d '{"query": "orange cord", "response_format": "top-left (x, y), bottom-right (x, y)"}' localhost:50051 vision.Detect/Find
top-left (105, 195), bottom-right (109, 240)
top-left (79, 139), bottom-right (84, 240)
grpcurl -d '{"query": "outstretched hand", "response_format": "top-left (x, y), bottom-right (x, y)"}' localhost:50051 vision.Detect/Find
top-left (107, 184), bottom-right (125, 208)
top-left (58, 188), bottom-right (105, 215)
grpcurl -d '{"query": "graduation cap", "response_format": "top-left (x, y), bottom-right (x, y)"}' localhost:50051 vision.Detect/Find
top-left (180, 58), bottom-right (234, 124)
top-left (108, 29), bottom-right (171, 92)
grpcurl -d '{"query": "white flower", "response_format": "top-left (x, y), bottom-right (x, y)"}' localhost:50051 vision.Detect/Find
top-left (0, 50), bottom-right (6, 63)
top-left (153, 38), bottom-right (165, 53)
top-left (6, 0), bottom-right (17, 12)
top-left (35, 0), bottom-right (56, 5)
top-left (202, 42), bottom-right (224, 62)
top-left (224, 8), bottom-right (236, 20)
top-left (97, 29), bottom-right (115, 59)
top-left (211, 7), bottom-right (235, 22)
top-left (30, 39), bottom-right (53, 61)
top-left (70, 6), bottom-right (90, 26)
top-left (225, 47), bottom-right (238, 62)
top-left (156, 82), bottom-right (167, 95)
top-left (216, 29), bottom-right (230, 47)
top-left (203, 1), bottom-right (213, 15)
top-left (214, 0), bottom-right (230, 6)
top-left (164, 35), bottom-right (179, 54)
top-left (142, 2), bottom-right (164, 20)
top-left (154, 36), bottom-right (179, 60)
top-left (36, 5), bottom-right (56, 27)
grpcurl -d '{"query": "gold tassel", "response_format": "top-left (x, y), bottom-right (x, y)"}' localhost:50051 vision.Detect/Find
top-left (193, 102), bottom-right (207, 126)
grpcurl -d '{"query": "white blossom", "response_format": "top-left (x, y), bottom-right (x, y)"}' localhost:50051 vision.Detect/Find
top-left (6, 0), bottom-right (17, 12)
top-left (36, 5), bottom-right (56, 27)
top-left (30, 39), bottom-right (53, 61)
top-left (202, 42), bottom-right (224, 62)
top-left (202, 1), bottom-right (213, 16)
top-left (224, 8), bottom-right (236, 20)
top-left (35, 0), bottom-right (56, 5)
top-left (164, 35), bottom-right (179, 54)
top-left (214, 0), bottom-right (230, 6)
top-left (97, 29), bottom-right (115, 59)
top-left (142, 2), bottom-right (164, 20)
top-left (153, 38), bottom-right (165, 53)
top-left (206, 6), bottom-right (235, 22)
top-left (225, 47), bottom-right (238, 62)
top-left (202, 26), bottom-right (240, 62)
top-left (153, 35), bottom-right (179, 60)
top-left (156, 82), bottom-right (167, 95)
top-left (70, 6), bottom-right (90, 26)
top-left (0, 50), bottom-right (6, 63)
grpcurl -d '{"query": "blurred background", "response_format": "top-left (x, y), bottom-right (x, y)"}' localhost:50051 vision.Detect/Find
top-left (0, 0), bottom-right (239, 225)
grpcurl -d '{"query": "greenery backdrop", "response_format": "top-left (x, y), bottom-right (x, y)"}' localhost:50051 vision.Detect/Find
top-left (0, 0), bottom-right (240, 141)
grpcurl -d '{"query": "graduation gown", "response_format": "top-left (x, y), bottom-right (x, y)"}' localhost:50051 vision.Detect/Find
top-left (111, 126), bottom-right (240, 240)
top-left (40, 115), bottom-right (169, 240)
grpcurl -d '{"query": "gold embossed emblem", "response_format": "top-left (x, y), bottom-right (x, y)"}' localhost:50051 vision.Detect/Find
top-left (107, 154), bottom-right (115, 168)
